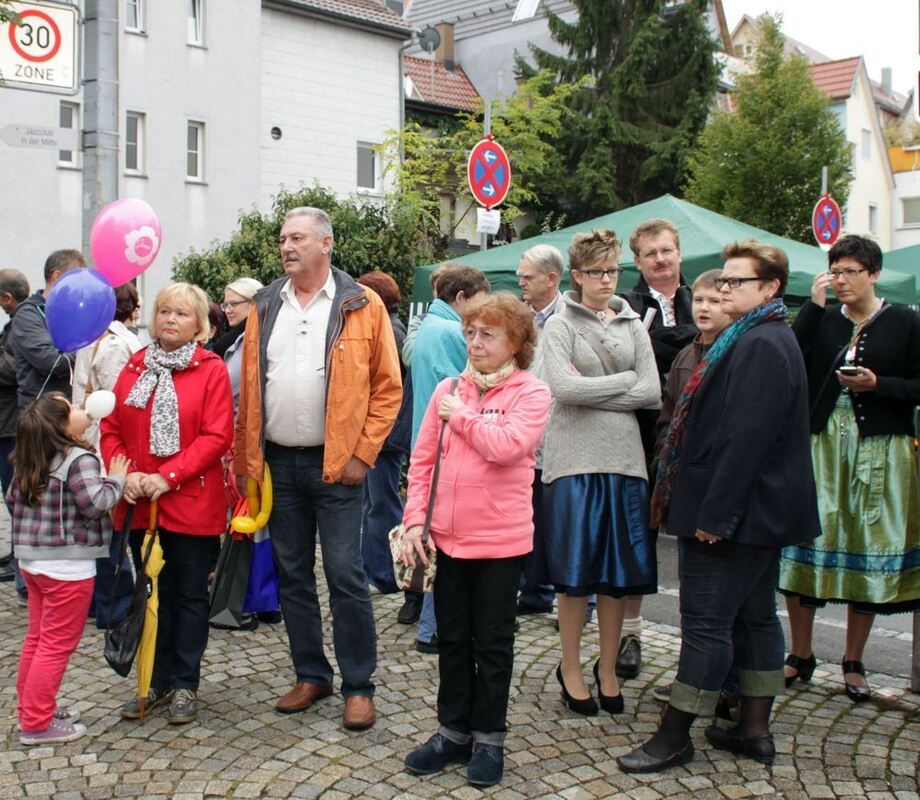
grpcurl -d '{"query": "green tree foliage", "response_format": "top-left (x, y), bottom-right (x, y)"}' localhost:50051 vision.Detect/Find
top-left (518, 0), bottom-right (719, 221)
top-left (172, 185), bottom-right (439, 305)
top-left (685, 15), bottom-right (852, 243)
top-left (0, 0), bottom-right (17, 24)
top-left (382, 70), bottom-right (576, 245)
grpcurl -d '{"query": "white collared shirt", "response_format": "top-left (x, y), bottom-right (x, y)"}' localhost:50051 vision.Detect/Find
top-left (264, 271), bottom-right (336, 446)
top-left (648, 286), bottom-right (676, 328)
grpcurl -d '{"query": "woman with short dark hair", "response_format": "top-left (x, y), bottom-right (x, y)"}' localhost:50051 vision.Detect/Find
top-left (618, 240), bottom-right (820, 773)
top-left (779, 234), bottom-right (920, 702)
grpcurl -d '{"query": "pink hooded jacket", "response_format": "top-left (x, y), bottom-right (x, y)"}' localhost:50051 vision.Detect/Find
top-left (403, 369), bottom-right (551, 559)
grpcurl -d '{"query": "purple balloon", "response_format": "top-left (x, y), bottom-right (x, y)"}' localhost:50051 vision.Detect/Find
top-left (46, 269), bottom-right (116, 352)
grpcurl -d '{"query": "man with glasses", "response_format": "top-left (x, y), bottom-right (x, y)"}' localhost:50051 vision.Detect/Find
top-left (617, 219), bottom-right (698, 680)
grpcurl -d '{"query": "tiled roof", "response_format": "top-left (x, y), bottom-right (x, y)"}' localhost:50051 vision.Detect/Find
top-left (404, 55), bottom-right (480, 111)
top-left (280, 0), bottom-right (413, 36)
top-left (810, 57), bottom-right (861, 100)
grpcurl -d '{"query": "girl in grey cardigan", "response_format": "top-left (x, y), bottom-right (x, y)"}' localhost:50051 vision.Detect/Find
top-left (539, 230), bottom-right (660, 718)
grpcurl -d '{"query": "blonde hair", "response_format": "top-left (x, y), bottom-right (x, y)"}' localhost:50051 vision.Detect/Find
top-left (150, 282), bottom-right (211, 345)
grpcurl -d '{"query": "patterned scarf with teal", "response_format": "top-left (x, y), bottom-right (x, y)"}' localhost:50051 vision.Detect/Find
top-left (651, 298), bottom-right (787, 526)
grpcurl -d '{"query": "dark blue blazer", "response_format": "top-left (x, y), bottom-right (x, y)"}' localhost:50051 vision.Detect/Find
top-left (667, 319), bottom-right (820, 548)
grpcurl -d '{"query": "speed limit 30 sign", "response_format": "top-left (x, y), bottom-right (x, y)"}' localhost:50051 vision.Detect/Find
top-left (0, 1), bottom-right (79, 94)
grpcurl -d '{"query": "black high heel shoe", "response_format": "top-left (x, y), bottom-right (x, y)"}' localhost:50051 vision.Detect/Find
top-left (784, 653), bottom-right (816, 687)
top-left (842, 659), bottom-right (871, 702)
top-left (556, 665), bottom-right (598, 716)
top-left (593, 660), bottom-right (624, 714)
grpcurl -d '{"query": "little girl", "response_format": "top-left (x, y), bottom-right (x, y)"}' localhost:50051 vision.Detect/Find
top-left (8, 392), bottom-right (128, 745)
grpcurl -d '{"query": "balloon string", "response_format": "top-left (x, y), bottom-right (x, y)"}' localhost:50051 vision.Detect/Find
top-left (34, 353), bottom-right (73, 405)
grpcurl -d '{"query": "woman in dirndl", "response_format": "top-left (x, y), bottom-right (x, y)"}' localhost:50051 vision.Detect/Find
top-left (780, 234), bottom-right (920, 702)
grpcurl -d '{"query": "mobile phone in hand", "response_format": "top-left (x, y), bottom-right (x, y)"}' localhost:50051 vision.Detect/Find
top-left (838, 366), bottom-right (860, 376)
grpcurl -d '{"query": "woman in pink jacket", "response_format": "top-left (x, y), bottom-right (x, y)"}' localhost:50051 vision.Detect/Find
top-left (400, 292), bottom-right (551, 788)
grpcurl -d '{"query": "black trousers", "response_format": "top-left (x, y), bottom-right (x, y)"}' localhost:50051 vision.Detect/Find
top-left (130, 528), bottom-right (215, 692)
top-left (434, 549), bottom-right (523, 737)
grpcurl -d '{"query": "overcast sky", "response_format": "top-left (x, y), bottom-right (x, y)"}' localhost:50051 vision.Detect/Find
top-left (721, 0), bottom-right (919, 105)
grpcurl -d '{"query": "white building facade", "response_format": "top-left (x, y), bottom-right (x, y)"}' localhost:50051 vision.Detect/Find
top-left (0, 0), bottom-right (408, 317)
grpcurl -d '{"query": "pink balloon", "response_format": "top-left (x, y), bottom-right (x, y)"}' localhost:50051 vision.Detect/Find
top-left (90, 198), bottom-right (162, 286)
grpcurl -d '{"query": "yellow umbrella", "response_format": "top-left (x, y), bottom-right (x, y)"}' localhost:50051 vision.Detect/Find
top-left (135, 502), bottom-right (164, 718)
top-left (230, 463), bottom-right (272, 535)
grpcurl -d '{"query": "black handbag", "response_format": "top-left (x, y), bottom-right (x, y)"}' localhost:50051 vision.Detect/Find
top-left (208, 534), bottom-right (253, 629)
top-left (104, 507), bottom-right (156, 677)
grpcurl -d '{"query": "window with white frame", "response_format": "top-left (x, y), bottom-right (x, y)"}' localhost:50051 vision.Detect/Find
top-left (126, 0), bottom-right (144, 32)
top-left (902, 197), bottom-right (920, 226)
top-left (187, 121), bottom-right (205, 180)
top-left (357, 142), bottom-right (378, 191)
top-left (512, 0), bottom-right (540, 22)
top-left (868, 203), bottom-right (879, 234)
top-left (861, 128), bottom-right (872, 160)
top-left (187, 0), bottom-right (204, 45)
top-left (848, 142), bottom-right (857, 177)
top-left (125, 111), bottom-right (145, 174)
top-left (58, 101), bottom-right (79, 166)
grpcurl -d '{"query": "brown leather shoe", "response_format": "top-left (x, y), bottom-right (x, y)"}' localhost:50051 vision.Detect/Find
top-left (342, 695), bottom-right (376, 730)
top-left (275, 682), bottom-right (334, 714)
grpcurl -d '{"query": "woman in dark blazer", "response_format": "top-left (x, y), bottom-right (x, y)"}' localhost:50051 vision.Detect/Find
top-left (779, 235), bottom-right (920, 702)
top-left (618, 240), bottom-right (820, 774)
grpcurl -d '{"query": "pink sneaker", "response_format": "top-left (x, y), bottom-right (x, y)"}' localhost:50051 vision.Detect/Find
top-left (20, 719), bottom-right (87, 746)
top-left (53, 707), bottom-right (80, 724)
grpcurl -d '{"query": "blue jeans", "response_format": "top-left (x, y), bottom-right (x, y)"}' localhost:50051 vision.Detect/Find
top-left (361, 448), bottom-right (403, 594)
top-left (266, 442), bottom-right (376, 697)
top-left (519, 472), bottom-right (554, 608)
top-left (419, 591), bottom-right (437, 643)
top-left (672, 537), bottom-right (785, 715)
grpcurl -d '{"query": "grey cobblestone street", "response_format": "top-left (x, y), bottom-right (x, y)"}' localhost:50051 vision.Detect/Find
top-left (1, 567), bottom-right (918, 800)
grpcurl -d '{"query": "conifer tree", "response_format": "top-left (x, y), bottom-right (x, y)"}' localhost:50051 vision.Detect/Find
top-left (519, 0), bottom-right (719, 220)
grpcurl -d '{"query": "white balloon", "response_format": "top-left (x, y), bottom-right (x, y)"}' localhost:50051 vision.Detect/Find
top-left (85, 390), bottom-right (116, 420)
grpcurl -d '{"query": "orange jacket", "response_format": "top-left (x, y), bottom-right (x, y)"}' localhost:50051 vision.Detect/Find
top-left (235, 270), bottom-right (402, 484)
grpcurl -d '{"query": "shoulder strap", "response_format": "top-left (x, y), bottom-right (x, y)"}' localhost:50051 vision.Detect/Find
top-left (420, 376), bottom-right (459, 546)
top-left (575, 324), bottom-right (617, 375)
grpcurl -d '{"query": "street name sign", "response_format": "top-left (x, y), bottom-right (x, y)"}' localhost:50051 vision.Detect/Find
top-left (467, 135), bottom-right (511, 209)
top-left (0, 122), bottom-right (78, 150)
top-left (812, 193), bottom-right (842, 249)
top-left (0, 1), bottom-right (79, 94)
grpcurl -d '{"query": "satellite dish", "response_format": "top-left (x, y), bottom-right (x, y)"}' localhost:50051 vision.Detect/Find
top-left (418, 25), bottom-right (441, 53)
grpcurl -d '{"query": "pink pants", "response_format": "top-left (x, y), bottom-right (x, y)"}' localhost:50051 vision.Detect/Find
top-left (18, 571), bottom-right (94, 732)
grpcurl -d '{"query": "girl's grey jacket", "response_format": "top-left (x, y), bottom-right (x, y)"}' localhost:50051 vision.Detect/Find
top-left (537, 292), bottom-right (661, 485)
top-left (7, 446), bottom-right (124, 561)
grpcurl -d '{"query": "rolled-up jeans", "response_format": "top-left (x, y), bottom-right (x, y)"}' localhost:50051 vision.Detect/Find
top-left (266, 442), bottom-right (376, 697)
top-left (671, 537), bottom-right (785, 716)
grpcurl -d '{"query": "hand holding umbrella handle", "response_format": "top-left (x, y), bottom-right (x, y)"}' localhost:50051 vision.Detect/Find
top-left (230, 464), bottom-right (273, 535)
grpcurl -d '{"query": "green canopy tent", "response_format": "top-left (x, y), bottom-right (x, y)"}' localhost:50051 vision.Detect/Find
top-left (410, 195), bottom-right (919, 307)
top-left (882, 244), bottom-right (920, 299)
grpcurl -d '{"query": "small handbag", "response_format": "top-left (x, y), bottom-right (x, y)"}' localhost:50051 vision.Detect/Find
top-left (388, 377), bottom-right (457, 593)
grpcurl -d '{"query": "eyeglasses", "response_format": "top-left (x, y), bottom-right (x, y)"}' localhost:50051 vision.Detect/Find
top-left (515, 272), bottom-right (540, 283)
top-left (714, 276), bottom-right (762, 291)
top-left (220, 300), bottom-right (251, 311)
top-left (463, 327), bottom-right (504, 344)
top-left (639, 247), bottom-right (677, 261)
top-left (576, 268), bottom-right (622, 280)
top-left (828, 268), bottom-right (867, 281)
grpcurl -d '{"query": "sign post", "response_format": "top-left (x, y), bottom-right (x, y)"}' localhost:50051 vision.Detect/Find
top-left (0, 1), bottom-right (80, 95)
top-left (467, 123), bottom-right (511, 252)
top-left (812, 193), bottom-right (842, 251)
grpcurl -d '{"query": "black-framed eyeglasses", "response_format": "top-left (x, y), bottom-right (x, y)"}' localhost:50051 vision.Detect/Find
top-left (714, 276), bottom-right (762, 290)
top-left (576, 268), bottom-right (622, 280)
top-left (828, 268), bottom-right (867, 281)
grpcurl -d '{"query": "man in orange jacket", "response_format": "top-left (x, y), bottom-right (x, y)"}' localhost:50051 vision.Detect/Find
top-left (235, 207), bottom-right (401, 731)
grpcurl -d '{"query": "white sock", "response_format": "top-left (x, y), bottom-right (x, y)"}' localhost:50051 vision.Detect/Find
top-left (621, 616), bottom-right (642, 639)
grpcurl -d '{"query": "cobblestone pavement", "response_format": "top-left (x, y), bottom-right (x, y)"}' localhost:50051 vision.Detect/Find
top-left (1, 578), bottom-right (918, 800)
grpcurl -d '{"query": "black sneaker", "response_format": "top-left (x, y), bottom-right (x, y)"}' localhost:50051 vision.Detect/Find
top-left (120, 687), bottom-right (173, 720)
top-left (257, 610), bottom-right (283, 624)
top-left (415, 635), bottom-right (438, 654)
top-left (516, 599), bottom-right (553, 616)
top-left (397, 592), bottom-right (423, 625)
top-left (467, 743), bottom-right (504, 787)
top-left (405, 733), bottom-right (472, 775)
top-left (168, 689), bottom-right (198, 725)
top-left (616, 634), bottom-right (641, 679)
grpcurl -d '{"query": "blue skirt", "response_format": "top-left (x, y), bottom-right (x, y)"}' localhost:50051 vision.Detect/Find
top-left (543, 473), bottom-right (657, 598)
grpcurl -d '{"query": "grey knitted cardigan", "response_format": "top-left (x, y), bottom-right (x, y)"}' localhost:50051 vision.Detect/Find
top-left (538, 292), bottom-right (661, 484)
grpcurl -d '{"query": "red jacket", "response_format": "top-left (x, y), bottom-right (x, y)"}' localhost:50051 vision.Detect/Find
top-left (100, 344), bottom-right (234, 535)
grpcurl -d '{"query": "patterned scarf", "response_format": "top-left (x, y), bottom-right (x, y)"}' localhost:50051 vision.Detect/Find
top-left (125, 340), bottom-right (197, 457)
top-left (650, 298), bottom-right (787, 526)
top-left (464, 358), bottom-right (517, 392)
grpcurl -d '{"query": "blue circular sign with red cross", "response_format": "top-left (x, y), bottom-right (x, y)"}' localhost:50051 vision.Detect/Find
top-left (812, 193), bottom-right (842, 247)
top-left (467, 136), bottom-right (511, 209)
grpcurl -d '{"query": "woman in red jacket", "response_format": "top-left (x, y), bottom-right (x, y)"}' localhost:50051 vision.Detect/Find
top-left (101, 282), bottom-right (234, 726)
